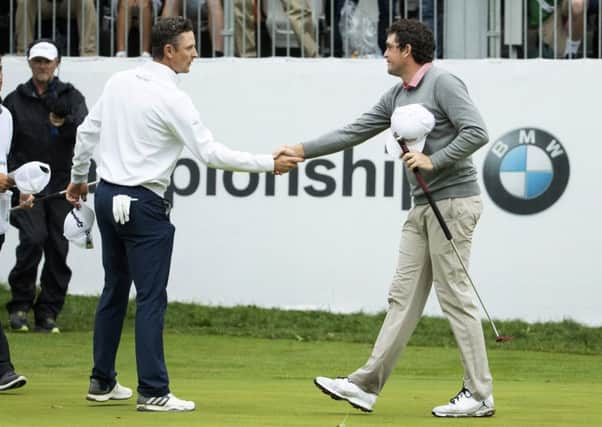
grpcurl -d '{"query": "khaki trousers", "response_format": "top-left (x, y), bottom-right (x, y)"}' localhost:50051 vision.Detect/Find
top-left (348, 195), bottom-right (493, 401)
top-left (234, 0), bottom-right (317, 57)
top-left (16, 0), bottom-right (98, 56)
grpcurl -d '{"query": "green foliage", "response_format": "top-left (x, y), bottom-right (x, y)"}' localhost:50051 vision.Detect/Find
top-left (1, 284), bottom-right (601, 354)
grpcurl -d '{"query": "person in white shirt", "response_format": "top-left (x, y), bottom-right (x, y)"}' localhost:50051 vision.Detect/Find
top-left (65, 16), bottom-right (302, 412)
top-left (0, 55), bottom-right (28, 392)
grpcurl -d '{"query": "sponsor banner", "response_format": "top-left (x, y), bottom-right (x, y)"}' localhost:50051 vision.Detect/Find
top-left (1, 57), bottom-right (600, 325)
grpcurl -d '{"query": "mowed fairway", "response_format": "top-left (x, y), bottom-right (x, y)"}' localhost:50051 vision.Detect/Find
top-left (2, 332), bottom-right (601, 427)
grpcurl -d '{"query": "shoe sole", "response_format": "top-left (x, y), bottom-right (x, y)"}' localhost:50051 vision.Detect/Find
top-left (136, 404), bottom-right (195, 412)
top-left (0, 376), bottom-right (27, 391)
top-left (432, 408), bottom-right (495, 418)
top-left (87, 393), bottom-right (133, 402)
top-left (313, 378), bottom-right (373, 413)
top-left (10, 326), bottom-right (29, 332)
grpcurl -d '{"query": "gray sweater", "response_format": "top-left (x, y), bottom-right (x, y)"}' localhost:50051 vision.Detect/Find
top-left (302, 65), bottom-right (489, 205)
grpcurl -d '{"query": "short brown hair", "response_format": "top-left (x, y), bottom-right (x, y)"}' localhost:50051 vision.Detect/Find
top-left (151, 16), bottom-right (194, 60)
top-left (387, 19), bottom-right (435, 64)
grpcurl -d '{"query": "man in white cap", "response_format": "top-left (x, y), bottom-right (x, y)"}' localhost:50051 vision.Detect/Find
top-left (286, 19), bottom-right (495, 418)
top-left (0, 54), bottom-right (28, 393)
top-left (65, 17), bottom-right (301, 413)
top-left (4, 38), bottom-right (89, 334)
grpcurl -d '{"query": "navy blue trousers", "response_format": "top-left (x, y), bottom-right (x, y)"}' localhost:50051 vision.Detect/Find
top-left (91, 180), bottom-right (174, 397)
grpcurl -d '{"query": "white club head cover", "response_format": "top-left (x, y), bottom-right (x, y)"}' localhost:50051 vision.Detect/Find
top-left (386, 104), bottom-right (435, 158)
top-left (11, 161), bottom-right (52, 194)
top-left (112, 195), bottom-right (138, 225)
top-left (63, 203), bottom-right (95, 249)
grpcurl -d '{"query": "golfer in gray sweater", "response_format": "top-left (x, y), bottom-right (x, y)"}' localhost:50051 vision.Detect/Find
top-left (289, 19), bottom-right (495, 418)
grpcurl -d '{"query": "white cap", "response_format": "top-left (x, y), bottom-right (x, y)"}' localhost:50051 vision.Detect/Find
top-left (386, 104), bottom-right (436, 158)
top-left (63, 204), bottom-right (95, 249)
top-left (11, 161), bottom-right (51, 194)
top-left (28, 41), bottom-right (59, 61)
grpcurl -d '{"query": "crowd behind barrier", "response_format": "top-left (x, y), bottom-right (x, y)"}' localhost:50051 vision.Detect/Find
top-left (1, 0), bottom-right (601, 59)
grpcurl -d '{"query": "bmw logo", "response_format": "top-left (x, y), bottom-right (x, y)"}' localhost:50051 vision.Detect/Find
top-left (483, 128), bottom-right (570, 215)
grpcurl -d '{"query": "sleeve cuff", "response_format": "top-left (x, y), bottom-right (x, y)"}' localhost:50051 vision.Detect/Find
top-left (261, 154), bottom-right (275, 172)
top-left (71, 173), bottom-right (89, 184)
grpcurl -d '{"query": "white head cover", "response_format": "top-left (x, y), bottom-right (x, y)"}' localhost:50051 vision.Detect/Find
top-left (63, 204), bottom-right (95, 249)
top-left (385, 104), bottom-right (436, 158)
top-left (28, 41), bottom-right (59, 61)
top-left (11, 161), bottom-right (51, 194)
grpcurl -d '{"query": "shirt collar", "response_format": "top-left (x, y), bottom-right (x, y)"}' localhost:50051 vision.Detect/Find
top-left (138, 61), bottom-right (179, 86)
top-left (402, 63), bottom-right (432, 90)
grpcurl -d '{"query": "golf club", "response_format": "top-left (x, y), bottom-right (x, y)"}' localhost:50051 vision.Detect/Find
top-left (10, 180), bottom-right (99, 212)
top-left (395, 135), bottom-right (513, 343)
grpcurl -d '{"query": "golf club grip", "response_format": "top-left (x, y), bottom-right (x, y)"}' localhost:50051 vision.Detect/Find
top-left (397, 138), bottom-right (453, 241)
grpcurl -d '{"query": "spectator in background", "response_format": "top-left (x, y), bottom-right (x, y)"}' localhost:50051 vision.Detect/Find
top-left (113, 0), bottom-right (163, 57)
top-left (15, 0), bottom-right (98, 56)
top-left (4, 39), bottom-right (88, 334)
top-left (330, 1), bottom-right (442, 58)
top-left (235, 0), bottom-right (318, 57)
top-left (234, 0), bottom-right (257, 56)
top-left (0, 54), bottom-right (27, 393)
top-left (531, 0), bottom-right (599, 58)
top-left (162, 0), bottom-right (225, 56)
top-left (331, 0), bottom-right (391, 57)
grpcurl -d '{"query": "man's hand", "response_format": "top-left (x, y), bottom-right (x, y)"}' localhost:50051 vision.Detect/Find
top-left (402, 152), bottom-right (433, 171)
top-left (287, 143), bottom-right (305, 158)
top-left (49, 112), bottom-right (65, 127)
top-left (65, 182), bottom-right (89, 208)
top-left (19, 194), bottom-right (35, 209)
top-left (272, 145), bottom-right (304, 175)
top-left (0, 173), bottom-right (15, 192)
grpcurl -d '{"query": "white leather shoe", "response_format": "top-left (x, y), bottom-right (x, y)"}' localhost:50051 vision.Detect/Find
top-left (87, 381), bottom-right (133, 402)
top-left (432, 387), bottom-right (495, 417)
top-left (137, 393), bottom-right (195, 412)
top-left (314, 376), bottom-right (377, 412)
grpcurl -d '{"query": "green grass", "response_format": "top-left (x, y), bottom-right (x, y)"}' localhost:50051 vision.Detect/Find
top-left (2, 333), bottom-right (602, 426)
top-left (2, 285), bottom-right (602, 355)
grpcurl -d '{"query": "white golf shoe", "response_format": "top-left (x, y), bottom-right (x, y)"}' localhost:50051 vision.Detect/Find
top-left (432, 387), bottom-right (495, 417)
top-left (314, 377), bottom-right (377, 412)
top-left (137, 393), bottom-right (195, 412)
top-left (86, 380), bottom-right (133, 402)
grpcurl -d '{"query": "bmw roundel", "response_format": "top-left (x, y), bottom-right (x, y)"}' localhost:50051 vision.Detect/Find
top-left (483, 128), bottom-right (570, 215)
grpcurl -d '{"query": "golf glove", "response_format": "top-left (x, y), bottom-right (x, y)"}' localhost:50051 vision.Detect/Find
top-left (112, 195), bottom-right (138, 225)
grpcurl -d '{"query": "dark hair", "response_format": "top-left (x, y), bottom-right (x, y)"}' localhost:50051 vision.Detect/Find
top-left (26, 38), bottom-right (62, 62)
top-left (387, 19), bottom-right (434, 64)
top-left (151, 17), bottom-right (194, 60)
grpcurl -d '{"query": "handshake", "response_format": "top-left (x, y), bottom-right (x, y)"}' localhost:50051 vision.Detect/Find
top-left (272, 144), bottom-right (305, 175)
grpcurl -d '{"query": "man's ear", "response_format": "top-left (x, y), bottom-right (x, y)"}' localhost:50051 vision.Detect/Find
top-left (163, 44), bottom-right (175, 59)
top-left (402, 43), bottom-right (412, 58)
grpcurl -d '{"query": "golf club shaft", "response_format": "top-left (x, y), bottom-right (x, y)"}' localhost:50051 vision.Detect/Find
top-left (448, 239), bottom-right (501, 337)
top-left (10, 180), bottom-right (99, 211)
top-left (397, 138), bottom-right (502, 337)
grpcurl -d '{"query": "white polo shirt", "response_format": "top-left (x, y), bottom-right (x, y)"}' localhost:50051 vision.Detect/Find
top-left (72, 61), bottom-right (274, 196)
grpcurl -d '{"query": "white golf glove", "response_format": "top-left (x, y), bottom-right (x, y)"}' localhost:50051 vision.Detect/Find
top-left (112, 195), bottom-right (138, 225)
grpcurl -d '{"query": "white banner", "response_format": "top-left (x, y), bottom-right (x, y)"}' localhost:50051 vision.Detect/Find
top-left (1, 57), bottom-right (600, 325)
